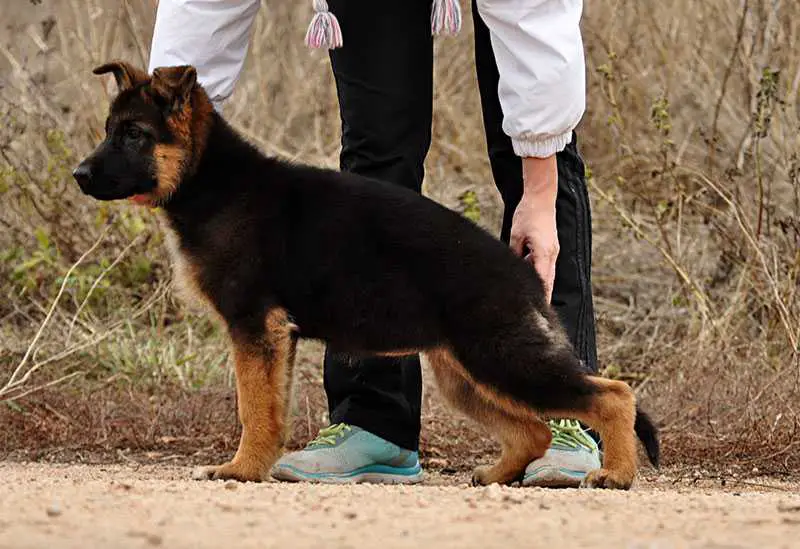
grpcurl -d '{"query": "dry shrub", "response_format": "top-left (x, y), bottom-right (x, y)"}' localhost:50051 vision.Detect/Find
top-left (0, 0), bottom-right (798, 473)
top-left (583, 0), bottom-right (800, 470)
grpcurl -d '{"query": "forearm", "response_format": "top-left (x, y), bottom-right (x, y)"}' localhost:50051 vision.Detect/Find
top-left (149, 0), bottom-right (261, 109)
top-left (476, 0), bottom-right (586, 158)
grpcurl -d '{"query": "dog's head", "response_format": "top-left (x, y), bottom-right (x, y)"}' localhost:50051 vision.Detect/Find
top-left (73, 60), bottom-right (212, 206)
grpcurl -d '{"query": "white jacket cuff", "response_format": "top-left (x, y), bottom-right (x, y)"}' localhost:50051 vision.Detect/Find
top-left (512, 130), bottom-right (573, 158)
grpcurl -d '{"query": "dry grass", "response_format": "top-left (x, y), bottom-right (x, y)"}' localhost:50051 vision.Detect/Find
top-left (1, 0), bottom-right (798, 475)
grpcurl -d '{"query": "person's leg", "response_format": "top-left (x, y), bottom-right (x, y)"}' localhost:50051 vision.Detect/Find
top-left (271, 0), bottom-right (433, 484)
top-left (471, 0), bottom-right (600, 487)
top-left (322, 0), bottom-right (435, 454)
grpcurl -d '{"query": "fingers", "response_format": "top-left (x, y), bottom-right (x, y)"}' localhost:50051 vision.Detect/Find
top-left (532, 252), bottom-right (557, 303)
top-left (511, 230), bottom-right (558, 304)
top-left (509, 231), bottom-right (526, 257)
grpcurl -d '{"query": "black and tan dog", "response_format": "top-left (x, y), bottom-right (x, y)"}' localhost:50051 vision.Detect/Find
top-left (73, 61), bottom-right (659, 488)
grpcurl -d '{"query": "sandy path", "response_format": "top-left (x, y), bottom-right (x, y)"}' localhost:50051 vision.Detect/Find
top-left (0, 463), bottom-right (798, 549)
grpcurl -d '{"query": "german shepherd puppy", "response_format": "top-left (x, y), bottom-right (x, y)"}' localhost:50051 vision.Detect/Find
top-left (73, 61), bottom-right (659, 488)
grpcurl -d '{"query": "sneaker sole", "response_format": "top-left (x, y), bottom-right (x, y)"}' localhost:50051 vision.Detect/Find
top-left (521, 466), bottom-right (587, 488)
top-left (271, 464), bottom-right (424, 485)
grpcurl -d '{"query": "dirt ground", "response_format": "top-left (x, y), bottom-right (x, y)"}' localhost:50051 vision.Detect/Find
top-left (1, 463), bottom-right (798, 549)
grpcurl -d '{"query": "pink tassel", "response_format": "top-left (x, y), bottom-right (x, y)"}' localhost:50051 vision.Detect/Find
top-left (304, 0), bottom-right (343, 49)
top-left (431, 0), bottom-right (462, 36)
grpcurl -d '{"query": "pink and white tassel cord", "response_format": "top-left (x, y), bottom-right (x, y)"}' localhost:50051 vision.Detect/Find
top-left (304, 0), bottom-right (343, 49)
top-left (431, 0), bottom-right (462, 36)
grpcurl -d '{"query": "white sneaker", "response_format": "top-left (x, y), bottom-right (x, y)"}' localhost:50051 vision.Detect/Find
top-left (522, 419), bottom-right (601, 488)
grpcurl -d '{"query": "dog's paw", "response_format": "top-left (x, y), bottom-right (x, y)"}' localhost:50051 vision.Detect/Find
top-left (471, 465), bottom-right (498, 487)
top-left (191, 461), bottom-right (267, 483)
top-left (579, 468), bottom-right (633, 490)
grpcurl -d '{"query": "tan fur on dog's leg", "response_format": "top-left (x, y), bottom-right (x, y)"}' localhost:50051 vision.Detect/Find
top-left (545, 377), bottom-right (638, 489)
top-left (580, 378), bottom-right (637, 489)
top-left (425, 348), bottom-right (552, 486)
top-left (194, 309), bottom-right (292, 482)
top-left (427, 348), bottom-right (640, 489)
top-left (280, 332), bottom-right (299, 448)
top-left (470, 421), bottom-right (552, 487)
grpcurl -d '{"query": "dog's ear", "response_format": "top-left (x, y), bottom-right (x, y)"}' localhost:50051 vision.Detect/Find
top-left (92, 60), bottom-right (149, 91)
top-left (149, 65), bottom-right (197, 113)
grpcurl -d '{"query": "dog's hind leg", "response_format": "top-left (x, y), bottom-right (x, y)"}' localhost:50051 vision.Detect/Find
top-left (425, 348), bottom-right (552, 486)
top-left (444, 308), bottom-right (649, 490)
top-left (465, 364), bottom-right (639, 489)
top-left (542, 377), bottom-right (638, 489)
top-left (193, 308), bottom-right (293, 482)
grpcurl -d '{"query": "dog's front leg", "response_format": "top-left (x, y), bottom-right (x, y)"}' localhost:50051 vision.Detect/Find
top-left (194, 309), bottom-right (292, 482)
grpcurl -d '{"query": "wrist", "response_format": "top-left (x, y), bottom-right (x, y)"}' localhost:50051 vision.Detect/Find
top-left (522, 155), bottom-right (558, 200)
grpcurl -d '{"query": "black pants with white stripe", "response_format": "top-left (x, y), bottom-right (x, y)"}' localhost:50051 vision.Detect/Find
top-left (322, 0), bottom-right (598, 452)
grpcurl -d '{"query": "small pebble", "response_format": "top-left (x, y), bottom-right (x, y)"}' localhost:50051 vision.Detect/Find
top-left (502, 493), bottom-right (524, 505)
top-left (484, 484), bottom-right (501, 500)
top-left (46, 503), bottom-right (61, 517)
top-left (224, 481), bottom-right (238, 491)
top-left (127, 531), bottom-right (162, 546)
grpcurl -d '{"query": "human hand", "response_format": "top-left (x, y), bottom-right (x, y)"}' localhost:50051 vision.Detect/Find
top-left (510, 155), bottom-right (559, 303)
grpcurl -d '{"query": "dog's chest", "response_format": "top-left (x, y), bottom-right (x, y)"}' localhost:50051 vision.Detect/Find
top-left (160, 219), bottom-right (214, 313)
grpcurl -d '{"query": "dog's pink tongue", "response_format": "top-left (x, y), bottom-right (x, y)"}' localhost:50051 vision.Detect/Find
top-left (129, 194), bottom-right (151, 206)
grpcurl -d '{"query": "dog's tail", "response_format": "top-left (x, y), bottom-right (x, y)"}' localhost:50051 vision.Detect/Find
top-left (634, 406), bottom-right (660, 467)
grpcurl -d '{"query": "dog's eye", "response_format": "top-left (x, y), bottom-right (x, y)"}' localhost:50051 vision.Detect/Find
top-left (125, 126), bottom-right (144, 140)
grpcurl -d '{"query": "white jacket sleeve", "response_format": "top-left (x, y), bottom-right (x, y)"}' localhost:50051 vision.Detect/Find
top-left (148, 0), bottom-right (261, 108)
top-left (476, 0), bottom-right (586, 158)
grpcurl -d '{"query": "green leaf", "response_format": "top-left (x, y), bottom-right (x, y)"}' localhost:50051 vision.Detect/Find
top-left (458, 190), bottom-right (481, 223)
top-left (34, 228), bottom-right (50, 250)
top-left (4, 400), bottom-right (24, 413)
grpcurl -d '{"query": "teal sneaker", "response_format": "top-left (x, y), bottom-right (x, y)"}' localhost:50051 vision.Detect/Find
top-left (522, 419), bottom-right (601, 488)
top-left (270, 423), bottom-right (424, 484)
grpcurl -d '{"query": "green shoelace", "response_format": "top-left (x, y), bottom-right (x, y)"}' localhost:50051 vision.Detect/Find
top-left (548, 419), bottom-right (598, 451)
top-left (307, 423), bottom-right (352, 447)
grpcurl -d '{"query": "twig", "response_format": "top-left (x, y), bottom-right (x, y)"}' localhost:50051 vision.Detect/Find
top-left (0, 282), bottom-right (169, 401)
top-left (2, 226), bottom-right (109, 394)
top-left (685, 167), bottom-right (799, 351)
top-left (709, 0), bottom-right (750, 176)
top-left (589, 178), bottom-right (714, 320)
top-left (2, 371), bottom-right (86, 403)
top-left (122, 0), bottom-right (149, 68)
top-left (66, 233), bottom-right (144, 345)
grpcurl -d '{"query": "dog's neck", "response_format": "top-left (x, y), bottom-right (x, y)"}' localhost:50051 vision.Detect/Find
top-left (160, 105), bottom-right (266, 220)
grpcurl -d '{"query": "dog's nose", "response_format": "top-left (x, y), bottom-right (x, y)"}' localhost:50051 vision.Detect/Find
top-left (72, 164), bottom-right (92, 189)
